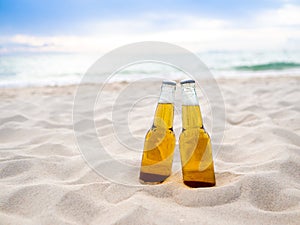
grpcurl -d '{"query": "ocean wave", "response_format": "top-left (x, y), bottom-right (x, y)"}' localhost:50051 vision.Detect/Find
top-left (1, 53), bottom-right (300, 87)
top-left (234, 62), bottom-right (300, 71)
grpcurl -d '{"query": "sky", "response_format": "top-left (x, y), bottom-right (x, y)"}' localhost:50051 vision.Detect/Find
top-left (0, 0), bottom-right (300, 53)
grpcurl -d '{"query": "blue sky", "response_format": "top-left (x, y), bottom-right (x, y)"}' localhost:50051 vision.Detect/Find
top-left (0, 0), bottom-right (300, 53)
top-left (0, 0), bottom-right (287, 34)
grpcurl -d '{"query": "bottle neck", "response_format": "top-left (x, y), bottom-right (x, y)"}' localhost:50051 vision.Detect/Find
top-left (153, 84), bottom-right (175, 129)
top-left (182, 105), bottom-right (203, 129)
top-left (181, 86), bottom-right (199, 106)
top-left (158, 85), bottom-right (175, 104)
top-left (181, 84), bottom-right (203, 129)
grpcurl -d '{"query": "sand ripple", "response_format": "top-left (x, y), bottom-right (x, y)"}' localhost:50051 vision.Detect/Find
top-left (0, 78), bottom-right (300, 224)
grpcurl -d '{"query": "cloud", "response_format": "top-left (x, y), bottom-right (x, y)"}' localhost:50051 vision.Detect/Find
top-left (0, 15), bottom-right (232, 53)
top-left (1, 5), bottom-right (300, 54)
top-left (256, 4), bottom-right (300, 26)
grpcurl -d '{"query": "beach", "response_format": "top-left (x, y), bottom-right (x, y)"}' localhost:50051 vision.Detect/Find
top-left (0, 76), bottom-right (299, 225)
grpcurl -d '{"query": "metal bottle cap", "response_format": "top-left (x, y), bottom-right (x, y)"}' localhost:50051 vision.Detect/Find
top-left (162, 80), bottom-right (177, 86)
top-left (180, 79), bottom-right (195, 85)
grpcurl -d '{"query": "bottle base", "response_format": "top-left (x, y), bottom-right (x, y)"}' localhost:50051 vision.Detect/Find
top-left (184, 180), bottom-right (215, 188)
top-left (139, 172), bottom-right (169, 184)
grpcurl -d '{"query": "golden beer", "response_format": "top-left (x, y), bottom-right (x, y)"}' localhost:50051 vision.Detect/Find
top-left (139, 81), bottom-right (176, 184)
top-left (179, 80), bottom-right (216, 187)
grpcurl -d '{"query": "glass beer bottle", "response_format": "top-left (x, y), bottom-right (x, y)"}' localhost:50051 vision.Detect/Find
top-left (139, 80), bottom-right (176, 184)
top-left (179, 79), bottom-right (216, 187)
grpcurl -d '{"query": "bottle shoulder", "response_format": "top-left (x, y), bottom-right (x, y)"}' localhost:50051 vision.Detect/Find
top-left (146, 126), bottom-right (175, 137)
top-left (180, 127), bottom-right (210, 138)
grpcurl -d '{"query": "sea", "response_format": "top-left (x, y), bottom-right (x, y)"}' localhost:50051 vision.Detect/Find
top-left (1, 50), bottom-right (300, 87)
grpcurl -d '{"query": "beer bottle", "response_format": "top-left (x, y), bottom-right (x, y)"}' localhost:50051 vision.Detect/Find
top-left (139, 80), bottom-right (176, 184)
top-left (179, 79), bottom-right (216, 187)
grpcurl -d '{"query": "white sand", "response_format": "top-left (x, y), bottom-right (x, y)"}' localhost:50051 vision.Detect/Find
top-left (0, 76), bottom-right (299, 225)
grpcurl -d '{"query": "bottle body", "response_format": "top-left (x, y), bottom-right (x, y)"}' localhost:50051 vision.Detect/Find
top-left (179, 80), bottom-right (216, 187)
top-left (139, 81), bottom-right (176, 184)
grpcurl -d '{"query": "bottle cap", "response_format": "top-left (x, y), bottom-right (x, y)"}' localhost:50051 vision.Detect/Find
top-left (162, 80), bottom-right (177, 86)
top-left (180, 79), bottom-right (195, 85)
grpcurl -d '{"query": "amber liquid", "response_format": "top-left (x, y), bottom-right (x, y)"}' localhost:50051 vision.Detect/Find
top-left (179, 105), bottom-right (216, 188)
top-left (139, 103), bottom-right (176, 184)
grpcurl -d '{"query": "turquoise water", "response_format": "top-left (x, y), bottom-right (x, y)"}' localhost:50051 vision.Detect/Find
top-left (234, 62), bottom-right (300, 71)
top-left (0, 51), bottom-right (300, 87)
